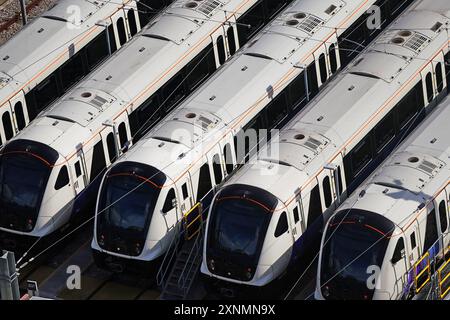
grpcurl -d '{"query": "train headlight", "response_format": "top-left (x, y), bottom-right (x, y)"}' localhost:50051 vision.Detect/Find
top-left (135, 242), bottom-right (141, 255)
top-left (322, 285), bottom-right (330, 298)
top-left (245, 268), bottom-right (252, 280)
top-left (98, 234), bottom-right (105, 246)
top-left (208, 259), bottom-right (215, 271)
top-left (25, 219), bottom-right (34, 232)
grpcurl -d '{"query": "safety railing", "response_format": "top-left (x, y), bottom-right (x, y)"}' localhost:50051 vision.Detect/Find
top-left (438, 252), bottom-right (450, 299)
top-left (184, 203), bottom-right (203, 241)
top-left (156, 223), bottom-right (184, 287)
top-left (414, 252), bottom-right (431, 294)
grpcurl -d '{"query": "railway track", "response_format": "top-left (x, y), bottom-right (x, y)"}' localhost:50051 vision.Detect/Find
top-left (16, 220), bottom-right (162, 300)
top-left (0, 0), bottom-right (58, 44)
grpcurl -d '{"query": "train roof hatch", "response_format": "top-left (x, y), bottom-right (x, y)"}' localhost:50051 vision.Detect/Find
top-left (43, 0), bottom-right (103, 24)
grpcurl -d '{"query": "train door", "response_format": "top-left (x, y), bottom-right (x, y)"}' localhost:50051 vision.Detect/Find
top-left (72, 144), bottom-right (88, 195)
top-left (390, 235), bottom-right (408, 298)
top-left (405, 221), bottom-right (421, 269)
top-left (435, 191), bottom-right (449, 252)
top-left (314, 44), bottom-right (330, 87)
top-left (220, 135), bottom-right (237, 181)
top-left (9, 91), bottom-right (29, 134)
top-left (420, 63), bottom-right (436, 110)
top-left (177, 174), bottom-right (194, 221)
top-left (323, 154), bottom-right (346, 212)
top-left (325, 33), bottom-right (341, 78)
top-left (432, 52), bottom-right (446, 104)
top-left (317, 168), bottom-right (335, 221)
top-left (224, 16), bottom-right (239, 57)
top-left (124, 2), bottom-right (141, 38)
top-left (0, 103), bottom-right (15, 146)
top-left (211, 25), bottom-right (228, 68)
top-left (113, 116), bottom-right (132, 155)
top-left (111, 9), bottom-right (129, 49)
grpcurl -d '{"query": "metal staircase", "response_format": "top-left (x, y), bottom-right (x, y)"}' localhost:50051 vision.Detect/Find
top-left (157, 203), bottom-right (205, 300)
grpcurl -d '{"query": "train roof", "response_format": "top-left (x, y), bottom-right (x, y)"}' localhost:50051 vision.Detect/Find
top-left (0, 0), bottom-right (127, 106)
top-left (120, 0), bottom-right (385, 179)
top-left (14, 0), bottom-right (250, 156)
top-left (223, 0), bottom-right (450, 203)
top-left (342, 96), bottom-right (450, 227)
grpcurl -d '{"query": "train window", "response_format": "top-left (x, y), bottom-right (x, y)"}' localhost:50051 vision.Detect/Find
top-left (60, 52), bottom-right (85, 90)
top-left (338, 14), bottom-right (367, 65)
top-left (34, 74), bottom-right (59, 111)
top-left (307, 63), bottom-right (319, 98)
top-left (374, 112), bottom-right (395, 152)
top-left (319, 53), bottom-right (328, 84)
top-left (336, 166), bottom-right (343, 195)
top-left (14, 102), bottom-right (26, 130)
top-left (293, 206), bottom-right (300, 223)
top-left (322, 176), bottom-right (332, 208)
top-left (266, 91), bottom-right (288, 128)
top-left (289, 71), bottom-right (307, 110)
top-left (86, 31), bottom-right (109, 69)
top-left (274, 212), bottom-right (288, 238)
top-left (2, 112), bottom-right (14, 140)
top-left (212, 154), bottom-right (223, 185)
top-left (237, 1), bottom-right (265, 46)
top-left (55, 166), bottom-right (70, 190)
top-left (439, 200), bottom-right (448, 233)
top-left (90, 141), bottom-right (107, 180)
top-left (223, 143), bottom-right (234, 175)
top-left (117, 17), bottom-right (127, 46)
top-left (129, 94), bottom-right (161, 142)
top-left (307, 184), bottom-right (322, 228)
top-left (397, 86), bottom-right (421, 129)
top-left (162, 188), bottom-right (176, 213)
top-left (423, 208), bottom-right (438, 253)
top-left (265, 0), bottom-right (286, 19)
top-left (435, 63), bottom-right (444, 93)
top-left (391, 237), bottom-right (405, 264)
top-left (217, 35), bottom-right (226, 65)
top-left (182, 183), bottom-right (188, 200)
top-left (127, 9), bottom-right (138, 37)
top-left (389, 0), bottom-right (410, 17)
top-left (74, 161), bottom-right (82, 178)
top-left (445, 52), bottom-right (450, 85)
top-left (186, 44), bottom-right (214, 91)
top-left (329, 44), bottom-right (338, 74)
top-left (108, 24), bottom-right (117, 53)
top-left (350, 137), bottom-right (372, 176)
top-left (118, 123), bottom-right (128, 150)
top-left (197, 163), bottom-right (212, 201)
top-left (227, 27), bottom-right (236, 56)
top-left (425, 72), bottom-right (433, 103)
top-left (161, 72), bottom-right (187, 112)
top-left (106, 133), bottom-right (117, 163)
top-left (410, 232), bottom-right (417, 249)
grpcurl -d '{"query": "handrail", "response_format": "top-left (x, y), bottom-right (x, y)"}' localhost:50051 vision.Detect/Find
top-left (178, 226), bottom-right (204, 293)
top-left (438, 256), bottom-right (450, 299)
top-left (156, 223), bottom-right (183, 287)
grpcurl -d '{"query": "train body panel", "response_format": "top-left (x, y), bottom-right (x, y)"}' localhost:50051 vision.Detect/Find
top-left (201, 0), bottom-right (450, 290)
top-left (316, 95), bottom-right (450, 300)
top-left (89, 0), bottom-right (417, 273)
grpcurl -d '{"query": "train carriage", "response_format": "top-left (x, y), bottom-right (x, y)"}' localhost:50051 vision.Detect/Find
top-left (199, 0), bottom-right (450, 296)
top-left (0, 0), bottom-right (294, 249)
top-left (315, 96), bottom-right (450, 300)
top-left (88, 0), bottom-right (414, 273)
top-left (0, 0), bottom-right (172, 147)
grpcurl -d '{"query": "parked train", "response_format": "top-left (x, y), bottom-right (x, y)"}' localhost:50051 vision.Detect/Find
top-left (0, 0), bottom-right (294, 249)
top-left (0, 0), bottom-right (171, 147)
top-left (315, 95), bottom-right (450, 300)
top-left (200, 0), bottom-right (450, 296)
top-left (90, 0), bottom-right (414, 272)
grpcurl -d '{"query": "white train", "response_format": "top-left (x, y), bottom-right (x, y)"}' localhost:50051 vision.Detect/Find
top-left (200, 0), bottom-right (450, 296)
top-left (315, 95), bottom-right (450, 300)
top-left (0, 0), bottom-right (286, 247)
top-left (0, 0), bottom-right (171, 147)
top-left (90, 0), bottom-right (412, 272)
